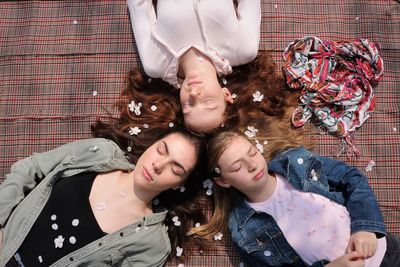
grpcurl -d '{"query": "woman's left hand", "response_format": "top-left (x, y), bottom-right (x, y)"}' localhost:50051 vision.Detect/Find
top-left (346, 231), bottom-right (378, 259)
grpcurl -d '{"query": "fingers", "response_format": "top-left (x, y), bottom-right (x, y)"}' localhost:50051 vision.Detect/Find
top-left (348, 232), bottom-right (378, 259)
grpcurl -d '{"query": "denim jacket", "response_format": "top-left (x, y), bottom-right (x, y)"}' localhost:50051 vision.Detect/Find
top-left (0, 138), bottom-right (171, 267)
top-left (228, 146), bottom-right (386, 267)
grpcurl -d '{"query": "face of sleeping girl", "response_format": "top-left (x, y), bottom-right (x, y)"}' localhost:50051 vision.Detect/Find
top-left (133, 132), bottom-right (198, 194)
top-left (210, 133), bottom-right (276, 202)
top-left (180, 70), bottom-right (233, 133)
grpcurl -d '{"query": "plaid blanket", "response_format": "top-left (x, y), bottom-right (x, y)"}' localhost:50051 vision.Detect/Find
top-left (1, 1), bottom-right (399, 266)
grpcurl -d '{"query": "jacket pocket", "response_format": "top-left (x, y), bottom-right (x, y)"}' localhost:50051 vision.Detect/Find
top-left (240, 230), bottom-right (283, 265)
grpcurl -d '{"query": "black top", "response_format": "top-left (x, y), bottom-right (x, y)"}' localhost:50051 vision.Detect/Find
top-left (18, 172), bottom-right (105, 266)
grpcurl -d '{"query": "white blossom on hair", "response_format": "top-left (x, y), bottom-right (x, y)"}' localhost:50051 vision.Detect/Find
top-left (252, 90), bottom-right (264, 102)
top-left (245, 126), bottom-right (258, 138)
top-left (128, 101), bottom-right (142, 116)
top-left (129, 126), bottom-right (141, 136)
top-left (255, 140), bottom-right (264, 153)
top-left (172, 216), bottom-right (181, 226)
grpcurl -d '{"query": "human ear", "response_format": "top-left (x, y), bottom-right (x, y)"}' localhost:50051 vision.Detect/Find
top-left (213, 177), bottom-right (231, 188)
top-left (222, 87), bottom-right (234, 104)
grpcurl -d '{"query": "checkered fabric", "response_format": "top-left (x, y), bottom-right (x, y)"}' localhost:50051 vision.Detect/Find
top-left (0, 1), bottom-right (399, 266)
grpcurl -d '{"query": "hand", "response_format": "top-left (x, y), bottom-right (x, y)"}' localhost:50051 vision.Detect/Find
top-left (326, 251), bottom-right (365, 267)
top-left (346, 231), bottom-right (378, 258)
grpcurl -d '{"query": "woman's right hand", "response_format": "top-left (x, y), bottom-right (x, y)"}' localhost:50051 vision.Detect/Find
top-left (326, 251), bottom-right (365, 267)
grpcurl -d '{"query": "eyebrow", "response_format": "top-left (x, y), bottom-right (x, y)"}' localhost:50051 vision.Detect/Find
top-left (229, 146), bottom-right (253, 167)
top-left (162, 141), bottom-right (187, 174)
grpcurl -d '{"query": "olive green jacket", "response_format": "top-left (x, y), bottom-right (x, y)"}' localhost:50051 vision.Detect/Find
top-left (0, 138), bottom-right (171, 266)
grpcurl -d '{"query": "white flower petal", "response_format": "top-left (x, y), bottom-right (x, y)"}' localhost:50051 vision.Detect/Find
top-left (129, 126), bottom-right (141, 136)
top-left (72, 219), bottom-right (79, 226)
top-left (51, 223), bottom-right (58, 230)
top-left (69, 236), bottom-right (76, 244)
top-left (151, 105), bottom-right (157, 111)
top-left (51, 214), bottom-right (57, 221)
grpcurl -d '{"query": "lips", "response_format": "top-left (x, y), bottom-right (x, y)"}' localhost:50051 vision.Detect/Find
top-left (142, 167), bottom-right (154, 182)
top-left (187, 79), bottom-right (202, 86)
top-left (253, 169), bottom-right (265, 181)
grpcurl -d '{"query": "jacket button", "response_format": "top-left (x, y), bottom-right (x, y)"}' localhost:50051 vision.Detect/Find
top-left (297, 158), bottom-right (304, 164)
top-left (264, 250), bottom-right (272, 257)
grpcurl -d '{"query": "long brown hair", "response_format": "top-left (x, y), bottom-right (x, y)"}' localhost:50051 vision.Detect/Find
top-left (189, 113), bottom-right (313, 242)
top-left (91, 68), bottom-right (208, 261)
top-left (223, 50), bottom-right (297, 130)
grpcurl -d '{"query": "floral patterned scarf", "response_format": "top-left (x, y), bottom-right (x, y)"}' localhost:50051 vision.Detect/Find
top-left (283, 36), bottom-right (384, 156)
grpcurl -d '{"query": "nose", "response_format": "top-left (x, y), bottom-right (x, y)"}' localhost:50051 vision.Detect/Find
top-left (247, 159), bottom-right (257, 173)
top-left (152, 158), bottom-right (168, 175)
top-left (188, 86), bottom-right (201, 96)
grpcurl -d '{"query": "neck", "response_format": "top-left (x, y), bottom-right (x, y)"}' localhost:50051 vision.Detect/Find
top-left (178, 48), bottom-right (217, 78)
top-left (130, 169), bottom-right (158, 208)
top-left (246, 173), bottom-right (277, 203)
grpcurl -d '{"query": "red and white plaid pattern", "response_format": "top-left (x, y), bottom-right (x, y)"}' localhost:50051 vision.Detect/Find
top-left (1, 1), bottom-right (399, 266)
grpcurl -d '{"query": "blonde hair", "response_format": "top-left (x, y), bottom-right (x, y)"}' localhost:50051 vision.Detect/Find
top-left (189, 113), bottom-right (313, 242)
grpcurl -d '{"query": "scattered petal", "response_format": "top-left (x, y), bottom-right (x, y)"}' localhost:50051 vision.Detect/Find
top-left (310, 169), bottom-right (318, 181)
top-left (195, 223), bottom-right (201, 227)
top-left (128, 101), bottom-right (142, 116)
top-left (172, 216), bottom-right (179, 222)
top-left (69, 236), bottom-right (76, 244)
top-left (129, 126), bottom-right (141, 136)
top-left (89, 145), bottom-right (99, 152)
top-left (231, 93), bottom-right (237, 99)
top-left (202, 179), bottom-right (213, 189)
top-left (263, 140), bottom-right (269, 145)
top-left (96, 202), bottom-right (107, 211)
top-left (169, 122), bottom-right (174, 128)
top-left (38, 256), bottom-right (43, 263)
top-left (127, 146), bottom-right (132, 152)
top-left (256, 143), bottom-right (264, 153)
top-left (73, 20), bottom-right (78, 25)
top-left (274, 4), bottom-right (278, 9)
top-left (393, 127), bottom-right (397, 132)
top-left (252, 91), bottom-right (264, 102)
top-left (214, 232), bottom-right (223, 240)
top-left (143, 123), bottom-right (149, 129)
top-left (297, 158), bottom-right (304, 165)
top-left (180, 186), bottom-right (186, 193)
top-left (54, 235), bottom-right (65, 248)
top-left (176, 246), bottom-right (183, 257)
top-left (51, 223), bottom-right (58, 230)
top-left (174, 221), bottom-right (181, 226)
top-left (206, 189), bottom-right (213, 196)
top-left (214, 167), bottom-right (221, 174)
top-left (51, 214), bottom-right (57, 221)
top-left (72, 219), bottom-right (79, 226)
top-left (264, 250), bottom-right (272, 256)
top-left (365, 160), bottom-right (376, 172)
top-left (221, 78), bottom-right (227, 85)
top-left (245, 126), bottom-right (258, 138)
top-left (92, 90), bottom-right (98, 96)
top-left (151, 105), bottom-right (157, 111)
top-left (355, 16), bottom-right (360, 21)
